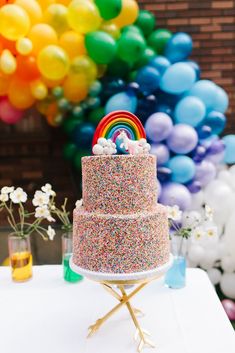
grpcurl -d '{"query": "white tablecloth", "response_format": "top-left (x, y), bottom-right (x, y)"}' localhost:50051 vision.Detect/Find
top-left (0, 266), bottom-right (234, 353)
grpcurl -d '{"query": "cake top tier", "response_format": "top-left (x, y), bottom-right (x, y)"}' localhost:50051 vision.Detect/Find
top-left (82, 154), bottom-right (158, 214)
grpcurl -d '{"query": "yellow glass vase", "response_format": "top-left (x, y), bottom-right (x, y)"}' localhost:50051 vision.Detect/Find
top-left (8, 235), bottom-right (33, 282)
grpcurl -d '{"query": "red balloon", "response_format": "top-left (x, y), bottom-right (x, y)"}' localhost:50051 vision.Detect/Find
top-left (222, 299), bottom-right (235, 320)
top-left (0, 97), bottom-right (24, 124)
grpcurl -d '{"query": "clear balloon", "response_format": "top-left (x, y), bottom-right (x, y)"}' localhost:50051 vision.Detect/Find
top-left (175, 96), bottom-right (206, 127)
top-left (160, 62), bottom-right (196, 94)
top-left (145, 112), bottom-right (173, 142)
top-left (165, 32), bottom-right (193, 63)
top-left (167, 124), bottom-right (198, 154)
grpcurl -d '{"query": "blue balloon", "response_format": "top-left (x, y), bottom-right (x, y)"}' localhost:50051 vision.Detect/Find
top-left (197, 125), bottom-right (212, 140)
top-left (73, 122), bottom-right (95, 148)
top-left (168, 155), bottom-right (196, 183)
top-left (175, 96), bottom-right (206, 127)
top-left (214, 86), bottom-right (229, 113)
top-left (160, 63), bottom-right (196, 94)
top-left (222, 135), bottom-right (235, 164)
top-left (184, 60), bottom-right (201, 80)
top-left (165, 32), bottom-right (193, 63)
top-left (136, 66), bottom-right (160, 95)
top-left (204, 111), bottom-right (226, 135)
top-left (105, 91), bottom-right (137, 114)
top-left (187, 80), bottom-right (218, 110)
top-left (149, 56), bottom-right (170, 75)
top-left (156, 103), bottom-right (173, 116)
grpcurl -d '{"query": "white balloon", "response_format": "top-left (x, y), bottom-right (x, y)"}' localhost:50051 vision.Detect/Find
top-left (204, 180), bottom-right (232, 211)
top-left (224, 213), bottom-right (235, 256)
top-left (188, 244), bottom-right (205, 263)
top-left (200, 249), bottom-right (218, 270)
top-left (229, 164), bottom-right (235, 176)
top-left (221, 255), bottom-right (235, 273)
top-left (207, 268), bottom-right (222, 285)
top-left (220, 273), bottom-right (235, 299)
top-left (189, 191), bottom-right (204, 210)
top-left (218, 170), bottom-right (233, 186)
top-left (217, 240), bottom-right (227, 257)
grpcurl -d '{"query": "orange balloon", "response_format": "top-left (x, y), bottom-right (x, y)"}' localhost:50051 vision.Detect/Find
top-left (113, 0), bottom-right (139, 28)
top-left (42, 76), bottom-right (64, 88)
top-left (15, 0), bottom-right (42, 24)
top-left (28, 24), bottom-right (58, 55)
top-left (8, 77), bottom-right (35, 109)
top-left (16, 55), bottom-right (40, 81)
top-left (59, 31), bottom-right (86, 59)
top-left (0, 71), bottom-right (9, 95)
top-left (63, 73), bottom-right (88, 102)
top-left (38, 0), bottom-right (56, 11)
top-left (0, 35), bottom-right (17, 55)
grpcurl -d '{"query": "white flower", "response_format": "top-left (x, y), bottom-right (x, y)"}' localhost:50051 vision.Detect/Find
top-left (205, 226), bottom-right (217, 238)
top-left (10, 187), bottom-right (27, 204)
top-left (41, 183), bottom-right (55, 196)
top-left (75, 199), bottom-right (83, 208)
top-left (50, 205), bottom-right (56, 211)
top-left (205, 204), bottom-right (213, 221)
top-left (47, 226), bottom-right (55, 241)
top-left (47, 215), bottom-right (55, 222)
top-left (35, 205), bottom-right (50, 219)
top-left (191, 227), bottom-right (206, 242)
top-left (166, 205), bottom-right (182, 221)
top-left (1, 186), bottom-right (14, 194)
top-left (32, 190), bottom-right (49, 207)
top-left (0, 193), bottom-right (9, 202)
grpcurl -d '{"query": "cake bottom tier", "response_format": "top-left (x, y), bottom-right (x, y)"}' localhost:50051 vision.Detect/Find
top-left (73, 204), bottom-right (170, 274)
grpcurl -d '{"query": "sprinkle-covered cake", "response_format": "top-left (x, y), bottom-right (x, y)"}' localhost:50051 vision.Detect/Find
top-left (73, 111), bottom-right (170, 274)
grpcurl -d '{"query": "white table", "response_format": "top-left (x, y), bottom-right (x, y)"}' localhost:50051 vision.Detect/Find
top-left (0, 266), bottom-right (234, 353)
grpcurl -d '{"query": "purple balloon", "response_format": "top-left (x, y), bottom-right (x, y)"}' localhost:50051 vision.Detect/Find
top-left (207, 139), bottom-right (225, 155)
top-left (167, 124), bottom-right (198, 154)
top-left (205, 150), bottom-right (225, 164)
top-left (157, 178), bottom-right (162, 198)
top-left (194, 160), bottom-right (216, 187)
top-left (159, 182), bottom-right (192, 210)
top-left (145, 112), bottom-right (173, 142)
top-left (186, 180), bottom-right (202, 193)
top-left (192, 145), bottom-right (207, 162)
top-left (150, 143), bottom-right (170, 165)
top-left (157, 167), bottom-right (172, 182)
top-left (222, 299), bottom-right (235, 321)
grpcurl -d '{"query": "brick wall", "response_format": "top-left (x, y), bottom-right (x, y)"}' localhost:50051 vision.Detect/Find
top-left (140, 0), bottom-right (235, 133)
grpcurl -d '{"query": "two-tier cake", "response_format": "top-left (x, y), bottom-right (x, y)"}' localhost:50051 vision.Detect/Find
top-left (72, 110), bottom-right (170, 277)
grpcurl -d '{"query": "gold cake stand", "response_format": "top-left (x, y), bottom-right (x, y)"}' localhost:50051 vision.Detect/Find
top-left (70, 256), bottom-right (173, 352)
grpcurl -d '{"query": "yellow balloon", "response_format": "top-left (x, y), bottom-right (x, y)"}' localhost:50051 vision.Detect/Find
top-left (16, 38), bottom-right (33, 55)
top-left (113, 0), bottom-right (139, 28)
top-left (68, 0), bottom-right (102, 34)
top-left (0, 49), bottom-right (17, 74)
top-left (38, 45), bottom-right (69, 80)
top-left (43, 4), bottom-right (69, 35)
top-left (57, 0), bottom-right (71, 5)
top-left (59, 31), bottom-right (86, 59)
top-left (37, 0), bottom-right (56, 11)
top-left (0, 4), bottom-right (30, 41)
top-left (28, 24), bottom-right (58, 55)
top-left (70, 55), bottom-right (97, 82)
top-left (30, 80), bottom-right (48, 100)
top-left (15, 0), bottom-right (42, 25)
top-left (63, 73), bottom-right (88, 102)
top-left (8, 77), bottom-right (35, 109)
top-left (0, 72), bottom-right (9, 96)
top-left (100, 22), bottom-right (121, 40)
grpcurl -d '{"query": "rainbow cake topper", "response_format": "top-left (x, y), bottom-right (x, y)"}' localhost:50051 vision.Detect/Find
top-left (92, 111), bottom-right (150, 155)
top-left (92, 111), bottom-right (146, 147)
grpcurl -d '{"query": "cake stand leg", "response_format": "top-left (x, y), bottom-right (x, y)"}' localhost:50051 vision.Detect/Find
top-left (118, 286), bottom-right (155, 352)
top-left (102, 283), bottom-right (144, 317)
top-left (87, 282), bottom-right (148, 338)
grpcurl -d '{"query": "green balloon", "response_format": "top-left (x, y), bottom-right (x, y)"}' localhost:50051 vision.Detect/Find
top-left (62, 116), bottom-right (83, 135)
top-left (88, 107), bottom-right (105, 125)
top-left (135, 10), bottom-right (156, 37)
top-left (107, 57), bottom-right (131, 78)
top-left (122, 25), bottom-right (143, 36)
top-left (148, 29), bottom-right (172, 54)
top-left (134, 46), bottom-right (155, 69)
top-left (117, 31), bottom-right (146, 64)
top-left (128, 70), bottom-right (137, 82)
top-left (63, 142), bottom-right (77, 161)
top-left (85, 31), bottom-right (117, 64)
top-left (74, 149), bottom-right (90, 170)
top-left (95, 0), bottom-right (122, 20)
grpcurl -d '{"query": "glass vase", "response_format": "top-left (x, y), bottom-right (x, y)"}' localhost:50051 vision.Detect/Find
top-left (8, 234), bottom-right (33, 282)
top-left (165, 235), bottom-right (187, 289)
top-left (62, 231), bottom-right (83, 283)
